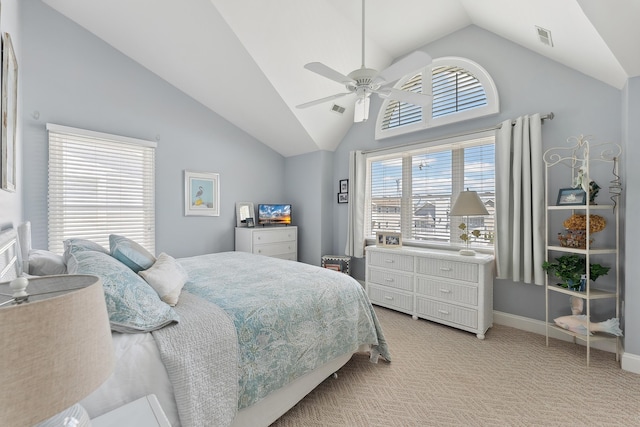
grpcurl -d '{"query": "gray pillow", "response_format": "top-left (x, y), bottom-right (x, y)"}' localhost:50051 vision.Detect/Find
top-left (110, 234), bottom-right (156, 273)
top-left (68, 250), bottom-right (179, 333)
top-left (28, 249), bottom-right (67, 275)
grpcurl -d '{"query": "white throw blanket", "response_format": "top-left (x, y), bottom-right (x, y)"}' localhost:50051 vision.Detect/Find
top-left (152, 291), bottom-right (239, 427)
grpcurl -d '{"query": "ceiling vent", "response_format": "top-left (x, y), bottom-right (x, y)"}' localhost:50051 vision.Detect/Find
top-left (535, 26), bottom-right (553, 47)
top-left (330, 104), bottom-right (346, 115)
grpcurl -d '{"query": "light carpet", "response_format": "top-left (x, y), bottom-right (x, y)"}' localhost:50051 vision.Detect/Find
top-left (271, 306), bottom-right (640, 426)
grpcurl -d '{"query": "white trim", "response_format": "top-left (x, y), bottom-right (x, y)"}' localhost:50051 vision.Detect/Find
top-left (46, 123), bottom-right (157, 148)
top-left (621, 352), bottom-right (640, 375)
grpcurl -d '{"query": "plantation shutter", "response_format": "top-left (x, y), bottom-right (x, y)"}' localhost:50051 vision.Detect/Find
top-left (432, 66), bottom-right (487, 118)
top-left (47, 124), bottom-right (156, 255)
top-left (380, 73), bottom-right (423, 130)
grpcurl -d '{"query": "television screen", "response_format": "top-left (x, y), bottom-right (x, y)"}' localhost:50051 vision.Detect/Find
top-left (258, 204), bottom-right (292, 225)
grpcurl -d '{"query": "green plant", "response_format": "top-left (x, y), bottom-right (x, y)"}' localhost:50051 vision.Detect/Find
top-left (542, 254), bottom-right (610, 290)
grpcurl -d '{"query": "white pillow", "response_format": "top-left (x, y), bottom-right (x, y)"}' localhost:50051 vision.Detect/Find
top-left (29, 249), bottom-right (67, 276)
top-left (138, 253), bottom-right (188, 306)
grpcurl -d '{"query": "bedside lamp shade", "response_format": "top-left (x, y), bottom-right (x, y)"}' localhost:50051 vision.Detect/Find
top-left (450, 190), bottom-right (489, 256)
top-left (0, 275), bottom-right (114, 426)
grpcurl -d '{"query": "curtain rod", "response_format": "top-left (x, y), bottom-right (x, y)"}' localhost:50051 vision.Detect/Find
top-left (362, 112), bottom-right (554, 155)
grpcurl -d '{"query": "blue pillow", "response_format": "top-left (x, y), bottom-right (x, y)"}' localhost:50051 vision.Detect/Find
top-left (110, 235), bottom-right (156, 273)
top-left (67, 250), bottom-right (179, 333)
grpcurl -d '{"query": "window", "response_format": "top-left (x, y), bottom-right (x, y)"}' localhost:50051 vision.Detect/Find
top-left (47, 124), bottom-right (156, 255)
top-left (366, 133), bottom-right (495, 250)
top-left (376, 57), bottom-right (499, 140)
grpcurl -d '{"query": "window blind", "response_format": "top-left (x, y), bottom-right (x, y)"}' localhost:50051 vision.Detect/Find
top-left (47, 124), bottom-right (156, 255)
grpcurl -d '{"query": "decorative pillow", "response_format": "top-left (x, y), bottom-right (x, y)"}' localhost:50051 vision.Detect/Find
top-left (139, 252), bottom-right (189, 306)
top-left (63, 238), bottom-right (109, 267)
top-left (110, 234), bottom-right (156, 273)
top-left (28, 249), bottom-right (67, 275)
top-left (68, 250), bottom-right (179, 333)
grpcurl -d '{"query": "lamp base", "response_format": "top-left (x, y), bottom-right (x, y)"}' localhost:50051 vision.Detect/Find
top-left (458, 249), bottom-right (476, 256)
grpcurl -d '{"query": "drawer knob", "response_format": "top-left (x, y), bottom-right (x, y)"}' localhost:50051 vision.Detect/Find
top-left (438, 309), bottom-right (450, 315)
top-left (257, 236), bottom-right (261, 240)
top-left (385, 259), bottom-right (394, 263)
top-left (440, 267), bottom-right (452, 271)
top-left (439, 289), bottom-right (451, 294)
top-left (258, 250), bottom-right (262, 253)
top-left (385, 278), bottom-right (395, 282)
top-left (384, 296), bottom-right (394, 301)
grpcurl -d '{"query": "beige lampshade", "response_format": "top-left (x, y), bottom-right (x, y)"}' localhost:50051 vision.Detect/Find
top-left (0, 275), bottom-right (114, 426)
top-left (450, 190), bottom-right (489, 216)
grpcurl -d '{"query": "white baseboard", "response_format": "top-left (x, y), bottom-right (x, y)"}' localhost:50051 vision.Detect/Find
top-left (493, 310), bottom-right (640, 374)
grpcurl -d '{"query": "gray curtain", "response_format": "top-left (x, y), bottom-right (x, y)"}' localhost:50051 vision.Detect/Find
top-left (345, 150), bottom-right (366, 258)
top-left (495, 114), bottom-right (545, 285)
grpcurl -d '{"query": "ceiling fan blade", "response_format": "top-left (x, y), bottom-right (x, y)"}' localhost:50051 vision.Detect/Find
top-left (304, 62), bottom-right (355, 85)
top-left (296, 92), bottom-right (353, 109)
top-left (373, 50), bottom-right (432, 86)
top-left (375, 88), bottom-right (431, 107)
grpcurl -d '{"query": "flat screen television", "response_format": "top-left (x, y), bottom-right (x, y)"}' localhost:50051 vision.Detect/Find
top-left (258, 203), bottom-right (292, 225)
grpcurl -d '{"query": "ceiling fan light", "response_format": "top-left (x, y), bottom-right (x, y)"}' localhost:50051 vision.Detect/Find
top-left (354, 96), bottom-right (370, 123)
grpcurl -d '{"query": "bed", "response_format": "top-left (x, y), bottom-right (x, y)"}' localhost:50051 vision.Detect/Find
top-left (0, 224), bottom-right (390, 427)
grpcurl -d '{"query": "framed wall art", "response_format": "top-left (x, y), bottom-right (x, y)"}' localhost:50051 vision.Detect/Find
top-left (1, 32), bottom-right (17, 192)
top-left (184, 170), bottom-right (220, 216)
top-left (337, 193), bottom-right (348, 204)
top-left (556, 188), bottom-right (586, 206)
top-left (339, 179), bottom-right (349, 193)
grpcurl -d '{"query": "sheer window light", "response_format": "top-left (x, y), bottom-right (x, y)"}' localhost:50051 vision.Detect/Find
top-left (47, 124), bottom-right (156, 255)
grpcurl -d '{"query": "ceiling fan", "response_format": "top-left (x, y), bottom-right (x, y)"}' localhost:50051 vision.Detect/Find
top-left (296, 0), bottom-right (432, 122)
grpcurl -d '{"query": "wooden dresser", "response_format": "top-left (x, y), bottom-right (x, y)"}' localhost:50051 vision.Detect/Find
top-left (235, 226), bottom-right (297, 261)
top-left (365, 245), bottom-right (494, 339)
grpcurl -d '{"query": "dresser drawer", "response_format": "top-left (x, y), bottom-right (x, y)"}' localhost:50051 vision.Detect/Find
top-left (415, 297), bottom-right (478, 329)
top-left (415, 277), bottom-right (478, 306)
top-left (367, 251), bottom-right (414, 272)
top-left (416, 257), bottom-right (478, 283)
top-left (368, 268), bottom-right (413, 292)
top-left (253, 229), bottom-right (296, 245)
top-left (254, 242), bottom-right (297, 257)
top-left (368, 284), bottom-right (413, 312)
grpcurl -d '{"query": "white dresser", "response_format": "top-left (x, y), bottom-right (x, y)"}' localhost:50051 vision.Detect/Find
top-left (365, 245), bottom-right (494, 339)
top-left (235, 226), bottom-right (297, 261)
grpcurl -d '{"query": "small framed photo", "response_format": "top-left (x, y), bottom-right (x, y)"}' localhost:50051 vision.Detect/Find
top-left (337, 193), bottom-right (348, 204)
top-left (556, 188), bottom-right (586, 206)
top-left (376, 231), bottom-right (402, 248)
top-left (246, 217), bottom-right (255, 228)
top-left (185, 170), bottom-right (220, 216)
top-left (339, 179), bottom-right (349, 193)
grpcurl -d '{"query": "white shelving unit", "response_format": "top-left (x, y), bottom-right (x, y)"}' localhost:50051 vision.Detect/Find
top-left (543, 136), bottom-right (622, 366)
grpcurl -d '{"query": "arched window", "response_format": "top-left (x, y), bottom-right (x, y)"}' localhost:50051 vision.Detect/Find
top-left (376, 57), bottom-right (499, 140)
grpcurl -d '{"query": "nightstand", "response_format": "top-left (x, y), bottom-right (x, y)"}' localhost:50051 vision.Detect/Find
top-left (91, 395), bottom-right (171, 427)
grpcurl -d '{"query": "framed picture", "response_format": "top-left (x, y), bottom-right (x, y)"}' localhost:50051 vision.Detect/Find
top-left (339, 179), bottom-right (349, 193)
top-left (1, 32), bottom-right (17, 192)
top-left (184, 170), bottom-right (220, 216)
top-left (376, 231), bottom-right (402, 248)
top-left (235, 201), bottom-right (254, 227)
top-left (246, 217), bottom-right (255, 228)
top-left (556, 188), bottom-right (586, 206)
top-left (337, 193), bottom-right (348, 204)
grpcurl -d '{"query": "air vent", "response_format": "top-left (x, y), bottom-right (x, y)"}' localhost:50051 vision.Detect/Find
top-left (535, 26), bottom-right (553, 47)
top-left (331, 104), bottom-right (346, 115)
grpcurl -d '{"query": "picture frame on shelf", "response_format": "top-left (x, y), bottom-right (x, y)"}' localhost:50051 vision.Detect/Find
top-left (556, 188), bottom-right (586, 206)
top-left (184, 170), bottom-right (220, 216)
top-left (339, 179), bottom-right (349, 193)
top-left (246, 217), bottom-right (255, 228)
top-left (337, 193), bottom-right (348, 204)
top-left (376, 231), bottom-right (402, 248)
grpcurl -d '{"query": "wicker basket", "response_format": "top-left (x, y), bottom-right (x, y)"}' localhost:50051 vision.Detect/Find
top-left (557, 229), bottom-right (593, 249)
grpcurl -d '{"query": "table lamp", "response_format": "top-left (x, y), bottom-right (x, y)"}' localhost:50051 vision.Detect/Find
top-left (0, 275), bottom-right (114, 426)
top-left (450, 189), bottom-right (489, 256)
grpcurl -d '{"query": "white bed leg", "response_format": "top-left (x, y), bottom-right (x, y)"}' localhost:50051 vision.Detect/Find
top-left (332, 373), bottom-right (338, 379)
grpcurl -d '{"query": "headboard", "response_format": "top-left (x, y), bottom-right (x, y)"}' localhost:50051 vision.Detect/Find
top-left (0, 227), bottom-right (20, 282)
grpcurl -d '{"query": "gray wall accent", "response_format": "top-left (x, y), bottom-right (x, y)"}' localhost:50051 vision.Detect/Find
top-left (21, 0), bottom-right (286, 258)
top-left (0, 0), bottom-right (21, 230)
top-left (332, 25), bottom-right (627, 326)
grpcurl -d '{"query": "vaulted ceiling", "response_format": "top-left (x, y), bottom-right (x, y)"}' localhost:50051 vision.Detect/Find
top-left (42, 0), bottom-right (640, 157)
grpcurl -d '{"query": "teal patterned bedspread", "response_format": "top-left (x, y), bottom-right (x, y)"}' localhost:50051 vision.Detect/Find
top-left (178, 251), bottom-right (390, 409)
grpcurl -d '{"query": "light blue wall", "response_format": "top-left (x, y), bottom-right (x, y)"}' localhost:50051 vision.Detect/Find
top-left (332, 26), bottom-right (625, 322)
top-left (0, 0), bottom-right (21, 230)
top-left (20, 0), bottom-right (286, 258)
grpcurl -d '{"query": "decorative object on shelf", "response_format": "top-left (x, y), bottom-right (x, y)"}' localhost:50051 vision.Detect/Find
top-left (557, 229), bottom-right (593, 249)
top-left (609, 156), bottom-right (622, 211)
top-left (337, 192), bottom-right (348, 203)
top-left (376, 231), bottom-right (402, 248)
top-left (541, 254), bottom-right (610, 291)
top-left (587, 180), bottom-right (600, 204)
top-left (246, 217), bottom-right (255, 228)
top-left (559, 213), bottom-right (606, 248)
top-left (554, 315), bottom-right (623, 336)
top-left (556, 188), bottom-right (586, 206)
top-left (450, 189), bottom-right (489, 256)
top-left (1, 32), bottom-right (17, 192)
top-left (235, 201), bottom-right (254, 227)
top-left (0, 275), bottom-right (114, 426)
top-left (570, 295), bottom-right (584, 315)
top-left (184, 170), bottom-right (220, 216)
top-left (339, 179), bottom-right (349, 194)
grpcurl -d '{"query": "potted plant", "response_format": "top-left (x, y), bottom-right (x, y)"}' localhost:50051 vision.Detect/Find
top-left (542, 254), bottom-right (610, 291)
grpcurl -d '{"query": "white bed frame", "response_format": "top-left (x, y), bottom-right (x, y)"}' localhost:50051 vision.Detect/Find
top-left (5, 223), bottom-right (354, 427)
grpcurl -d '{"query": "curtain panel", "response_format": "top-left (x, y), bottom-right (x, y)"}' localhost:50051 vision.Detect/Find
top-left (345, 150), bottom-right (366, 258)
